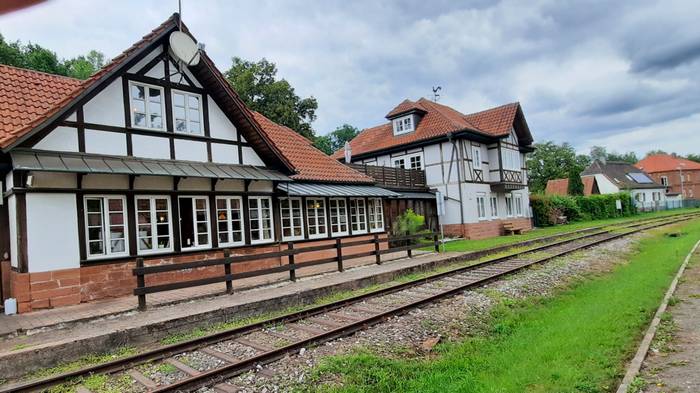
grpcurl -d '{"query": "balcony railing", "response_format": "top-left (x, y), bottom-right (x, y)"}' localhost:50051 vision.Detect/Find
top-left (347, 164), bottom-right (427, 190)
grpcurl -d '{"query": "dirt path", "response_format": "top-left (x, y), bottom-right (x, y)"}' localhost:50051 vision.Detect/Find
top-left (637, 251), bottom-right (700, 393)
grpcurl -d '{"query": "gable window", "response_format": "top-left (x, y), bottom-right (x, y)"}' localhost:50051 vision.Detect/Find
top-left (476, 193), bottom-right (487, 220)
top-left (329, 198), bottom-right (349, 236)
top-left (660, 176), bottom-right (668, 186)
top-left (490, 195), bottom-right (498, 218)
top-left (135, 196), bottom-right (173, 254)
top-left (393, 116), bottom-right (414, 135)
top-left (280, 197), bottom-right (304, 241)
top-left (514, 194), bottom-right (523, 216)
top-left (505, 194), bottom-right (513, 217)
top-left (130, 82), bottom-right (164, 130)
top-left (472, 146), bottom-right (482, 170)
top-left (306, 198), bottom-right (327, 239)
top-left (84, 196), bottom-right (128, 258)
top-left (172, 90), bottom-right (202, 134)
top-left (350, 198), bottom-right (367, 234)
top-left (216, 196), bottom-right (244, 246)
top-left (368, 198), bottom-right (384, 232)
top-left (178, 196), bottom-right (210, 249)
top-left (249, 196), bottom-right (273, 244)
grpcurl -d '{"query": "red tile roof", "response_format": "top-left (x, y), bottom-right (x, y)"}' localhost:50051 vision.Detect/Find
top-left (545, 178), bottom-right (569, 196)
top-left (635, 154), bottom-right (700, 173)
top-left (332, 98), bottom-right (528, 159)
top-left (252, 112), bottom-right (374, 183)
top-left (385, 99), bottom-right (427, 118)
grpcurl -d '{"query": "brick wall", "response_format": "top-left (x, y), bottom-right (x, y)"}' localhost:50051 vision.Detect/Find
top-left (444, 217), bottom-right (532, 240)
top-left (9, 235), bottom-right (387, 313)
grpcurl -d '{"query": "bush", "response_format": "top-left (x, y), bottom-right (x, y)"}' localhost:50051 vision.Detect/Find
top-left (391, 208), bottom-right (425, 236)
top-left (530, 192), bottom-right (636, 226)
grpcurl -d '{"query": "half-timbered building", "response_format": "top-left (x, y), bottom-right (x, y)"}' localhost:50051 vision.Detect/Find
top-left (0, 14), bottom-right (396, 313)
top-left (334, 98), bottom-right (535, 239)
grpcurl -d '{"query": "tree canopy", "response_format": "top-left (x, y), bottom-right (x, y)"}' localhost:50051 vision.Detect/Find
top-left (526, 141), bottom-right (591, 193)
top-left (0, 34), bottom-right (104, 80)
top-left (588, 145), bottom-right (638, 164)
top-left (224, 57), bottom-right (318, 141)
top-left (314, 124), bottom-right (360, 155)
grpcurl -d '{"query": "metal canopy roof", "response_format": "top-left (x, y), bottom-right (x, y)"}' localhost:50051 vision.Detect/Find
top-left (395, 191), bottom-right (438, 200)
top-left (11, 150), bottom-right (291, 182)
top-left (277, 183), bottom-right (399, 197)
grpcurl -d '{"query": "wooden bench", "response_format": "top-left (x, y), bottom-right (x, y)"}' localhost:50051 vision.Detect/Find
top-left (503, 221), bottom-right (530, 235)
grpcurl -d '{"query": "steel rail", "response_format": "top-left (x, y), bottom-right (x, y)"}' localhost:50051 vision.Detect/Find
top-left (1, 212), bottom-right (697, 393)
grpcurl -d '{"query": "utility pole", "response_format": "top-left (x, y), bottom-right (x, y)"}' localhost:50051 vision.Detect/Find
top-left (678, 162), bottom-right (686, 208)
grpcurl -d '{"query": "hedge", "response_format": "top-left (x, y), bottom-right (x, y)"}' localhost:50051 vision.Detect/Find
top-left (530, 192), bottom-right (636, 226)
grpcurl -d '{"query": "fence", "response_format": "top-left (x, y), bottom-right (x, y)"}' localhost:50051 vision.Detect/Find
top-left (346, 163), bottom-right (427, 190)
top-left (636, 199), bottom-right (700, 212)
top-left (133, 232), bottom-right (440, 310)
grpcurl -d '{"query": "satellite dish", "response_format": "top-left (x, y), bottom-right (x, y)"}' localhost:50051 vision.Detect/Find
top-left (169, 31), bottom-right (200, 66)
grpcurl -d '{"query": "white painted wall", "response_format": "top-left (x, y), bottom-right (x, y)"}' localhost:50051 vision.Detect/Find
top-left (83, 78), bottom-right (125, 126)
top-left (242, 146), bottom-right (265, 166)
top-left (174, 139), bottom-right (208, 162)
top-left (145, 61), bottom-right (165, 79)
top-left (211, 143), bottom-right (239, 164)
top-left (132, 134), bottom-right (171, 159)
top-left (631, 188), bottom-right (668, 207)
top-left (587, 174), bottom-right (620, 194)
top-left (127, 45), bottom-right (163, 74)
top-left (34, 126), bottom-right (79, 152)
top-left (8, 195), bottom-right (17, 268)
top-left (208, 95), bottom-right (238, 141)
top-left (26, 193), bottom-right (80, 272)
top-left (85, 129), bottom-right (128, 156)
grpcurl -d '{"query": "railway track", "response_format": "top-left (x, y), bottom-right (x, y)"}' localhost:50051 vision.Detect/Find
top-left (2, 212), bottom-right (698, 393)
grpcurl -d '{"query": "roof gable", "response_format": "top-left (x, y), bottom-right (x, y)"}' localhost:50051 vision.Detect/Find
top-left (582, 160), bottom-right (663, 189)
top-left (635, 154), bottom-right (700, 173)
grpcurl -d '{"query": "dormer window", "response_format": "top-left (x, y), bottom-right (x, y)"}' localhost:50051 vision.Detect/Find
top-left (393, 115), bottom-right (414, 135)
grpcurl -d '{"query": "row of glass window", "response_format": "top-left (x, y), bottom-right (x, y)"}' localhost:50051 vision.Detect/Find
top-left (475, 193), bottom-right (524, 220)
top-left (84, 195), bottom-right (385, 260)
top-left (130, 81), bottom-right (202, 134)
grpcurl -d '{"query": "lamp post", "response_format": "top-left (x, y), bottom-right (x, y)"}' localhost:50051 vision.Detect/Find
top-left (678, 162), bottom-right (686, 208)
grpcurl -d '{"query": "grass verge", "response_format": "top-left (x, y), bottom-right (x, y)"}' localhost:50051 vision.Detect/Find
top-left (302, 219), bottom-right (700, 393)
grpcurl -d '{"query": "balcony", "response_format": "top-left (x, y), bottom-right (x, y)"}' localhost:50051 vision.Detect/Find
top-left (490, 169), bottom-right (526, 192)
top-left (347, 163), bottom-right (428, 191)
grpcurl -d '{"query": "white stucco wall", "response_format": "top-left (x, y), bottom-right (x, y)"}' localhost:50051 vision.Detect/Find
top-left (83, 78), bottom-right (125, 126)
top-left (208, 96), bottom-right (238, 141)
top-left (211, 143), bottom-right (239, 164)
top-left (242, 146), bottom-right (265, 166)
top-left (26, 193), bottom-right (80, 272)
top-left (132, 134), bottom-right (171, 159)
top-left (588, 174), bottom-right (620, 194)
top-left (34, 126), bottom-right (79, 152)
top-left (85, 129), bottom-right (128, 156)
top-left (174, 139), bottom-right (208, 162)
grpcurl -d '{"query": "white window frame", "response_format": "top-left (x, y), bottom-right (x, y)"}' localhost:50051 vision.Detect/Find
top-left (393, 158), bottom-right (405, 168)
top-left (472, 146), bottom-right (482, 170)
top-left (280, 197), bottom-right (305, 241)
top-left (393, 153), bottom-right (423, 170)
top-left (172, 89), bottom-right (203, 135)
top-left (514, 194), bottom-right (523, 217)
top-left (249, 196), bottom-right (274, 244)
top-left (505, 193), bottom-right (514, 217)
top-left (409, 155), bottom-right (422, 170)
top-left (329, 198), bottom-right (349, 237)
top-left (350, 198), bottom-right (368, 234)
top-left (178, 196), bottom-right (211, 250)
top-left (660, 176), bottom-right (668, 186)
top-left (129, 81), bottom-right (165, 131)
top-left (393, 115), bottom-right (414, 135)
top-left (476, 193), bottom-right (487, 220)
top-left (84, 195), bottom-right (129, 259)
top-left (306, 198), bottom-right (328, 239)
top-left (368, 198), bottom-right (385, 233)
top-left (135, 195), bottom-right (174, 255)
top-left (490, 195), bottom-right (498, 219)
top-left (216, 196), bottom-right (245, 247)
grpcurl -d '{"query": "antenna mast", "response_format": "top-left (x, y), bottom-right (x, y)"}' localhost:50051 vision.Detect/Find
top-left (432, 86), bottom-right (442, 102)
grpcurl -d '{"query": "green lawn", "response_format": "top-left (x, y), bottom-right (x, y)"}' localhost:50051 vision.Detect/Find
top-left (439, 208), bottom-right (698, 253)
top-left (305, 218), bottom-right (700, 393)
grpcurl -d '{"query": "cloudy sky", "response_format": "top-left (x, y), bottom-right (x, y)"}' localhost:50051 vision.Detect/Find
top-left (2, 0), bottom-right (699, 156)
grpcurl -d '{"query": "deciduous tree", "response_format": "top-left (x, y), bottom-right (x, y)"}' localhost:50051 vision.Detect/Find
top-left (526, 141), bottom-right (590, 193)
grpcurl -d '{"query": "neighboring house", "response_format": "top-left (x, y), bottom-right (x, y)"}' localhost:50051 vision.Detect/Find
top-left (545, 177), bottom-right (599, 196)
top-left (635, 154), bottom-right (700, 200)
top-left (333, 98), bottom-right (535, 239)
top-left (581, 160), bottom-right (666, 208)
top-left (0, 14), bottom-right (399, 313)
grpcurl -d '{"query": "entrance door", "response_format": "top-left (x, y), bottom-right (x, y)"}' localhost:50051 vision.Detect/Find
top-left (179, 197), bottom-right (195, 248)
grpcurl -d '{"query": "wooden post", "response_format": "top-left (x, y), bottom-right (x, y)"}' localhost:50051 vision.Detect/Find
top-left (288, 242), bottom-right (297, 282)
top-left (374, 234), bottom-right (381, 265)
top-left (433, 232), bottom-right (440, 253)
top-left (336, 238), bottom-right (344, 272)
top-left (407, 243), bottom-right (413, 258)
top-left (136, 258), bottom-right (146, 311)
top-left (224, 249), bottom-right (233, 294)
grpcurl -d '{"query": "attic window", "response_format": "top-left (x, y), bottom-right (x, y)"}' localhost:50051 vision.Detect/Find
top-left (393, 116), bottom-right (414, 135)
top-left (130, 81), bottom-right (164, 130)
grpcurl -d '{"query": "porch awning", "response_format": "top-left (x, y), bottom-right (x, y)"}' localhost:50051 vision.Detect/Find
top-left (11, 150), bottom-right (291, 182)
top-left (394, 191), bottom-right (438, 200)
top-left (277, 183), bottom-right (400, 197)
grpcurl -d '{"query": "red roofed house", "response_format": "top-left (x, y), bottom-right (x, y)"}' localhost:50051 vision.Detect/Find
top-left (635, 154), bottom-right (700, 200)
top-left (334, 98), bottom-right (535, 239)
top-left (0, 14), bottom-right (400, 313)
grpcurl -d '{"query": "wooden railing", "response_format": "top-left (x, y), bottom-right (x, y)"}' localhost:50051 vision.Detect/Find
top-left (347, 164), bottom-right (427, 190)
top-left (501, 170), bottom-right (523, 183)
top-left (133, 232), bottom-right (440, 310)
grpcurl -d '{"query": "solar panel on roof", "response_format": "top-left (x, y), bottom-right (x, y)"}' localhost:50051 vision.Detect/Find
top-left (628, 173), bottom-right (654, 183)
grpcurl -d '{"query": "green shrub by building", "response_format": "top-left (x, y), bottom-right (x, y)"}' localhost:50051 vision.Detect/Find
top-left (530, 192), bottom-right (636, 226)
